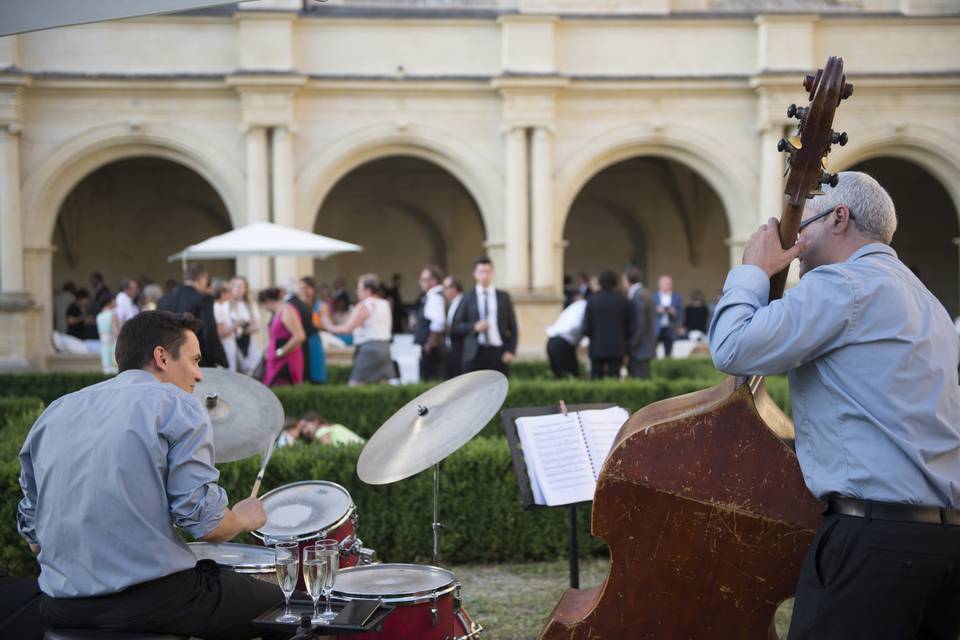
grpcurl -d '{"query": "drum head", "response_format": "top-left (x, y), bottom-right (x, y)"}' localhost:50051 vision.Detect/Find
top-left (188, 542), bottom-right (275, 573)
top-left (256, 481), bottom-right (354, 540)
top-left (332, 564), bottom-right (456, 603)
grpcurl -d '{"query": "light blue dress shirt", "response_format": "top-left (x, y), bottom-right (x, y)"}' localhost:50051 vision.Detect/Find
top-left (709, 243), bottom-right (960, 508)
top-left (18, 369), bottom-right (228, 598)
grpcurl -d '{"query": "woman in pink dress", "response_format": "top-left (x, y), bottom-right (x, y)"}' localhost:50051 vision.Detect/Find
top-left (257, 287), bottom-right (305, 386)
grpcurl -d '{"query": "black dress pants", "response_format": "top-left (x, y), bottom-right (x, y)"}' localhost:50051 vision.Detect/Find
top-left (590, 357), bottom-right (621, 379)
top-left (419, 344), bottom-right (447, 381)
top-left (468, 345), bottom-right (509, 376)
top-left (657, 327), bottom-right (674, 357)
top-left (788, 513), bottom-right (960, 640)
top-left (41, 560), bottom-right (290, 640)
top-left (547, 337), bottom-right (579, 378)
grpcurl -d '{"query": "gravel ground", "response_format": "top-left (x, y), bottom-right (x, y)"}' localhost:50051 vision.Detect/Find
top-left (452, 557), bottom-right (794, 640)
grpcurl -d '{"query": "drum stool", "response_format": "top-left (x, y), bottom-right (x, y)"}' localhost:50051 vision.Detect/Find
top-left (45, 631), bottom-right (188, 639)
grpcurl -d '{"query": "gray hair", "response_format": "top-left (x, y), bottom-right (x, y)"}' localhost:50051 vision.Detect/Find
top-left (805, 171), bottom-right (897, 244)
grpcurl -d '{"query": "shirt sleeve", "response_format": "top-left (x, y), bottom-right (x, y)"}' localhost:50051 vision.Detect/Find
top-left (17, 444), bottom-right (39, 546)
top-left (708, 264), bottom-right (855, 376)
top-left (161, 396), bottom-right (228, 539)
top-left (425, 290), bottom-right (446, 333)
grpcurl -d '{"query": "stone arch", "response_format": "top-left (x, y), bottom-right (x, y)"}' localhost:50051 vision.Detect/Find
top-left (22, 122), bottom-right (245, 250)
top-left (829, 124), bottom-right (960, 222)
top-left (555, 123), bottom-right (755, 243)
top-left (297, 123), bottom-right (501, 240)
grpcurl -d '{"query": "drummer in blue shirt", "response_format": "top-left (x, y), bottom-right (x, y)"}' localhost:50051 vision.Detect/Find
top-left (17, 311), bottom-right (289, 639)
top-left (710, 171), bottom-right (960, 640)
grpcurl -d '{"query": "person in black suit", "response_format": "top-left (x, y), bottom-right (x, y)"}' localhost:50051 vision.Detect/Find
top-left (583, 269), bottom-right (633, 379)
top-left (442, 276), bottom-right (465, 380)
top-left (623, 266), bottom-right (657, 379)
top-left (450, 256), bottom-right (518, 376)
top-left (156, 264), bottom-right (228, 368)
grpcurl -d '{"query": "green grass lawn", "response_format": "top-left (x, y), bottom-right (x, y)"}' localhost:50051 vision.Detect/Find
top-left (452, 557), bottom-right (794, 640)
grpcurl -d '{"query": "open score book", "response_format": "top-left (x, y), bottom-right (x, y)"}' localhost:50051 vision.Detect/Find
top-left (515, 406), bottom-right (630, 506)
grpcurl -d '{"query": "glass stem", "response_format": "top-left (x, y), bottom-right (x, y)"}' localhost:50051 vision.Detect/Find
top-left (284, 593), bottom-right (292, 619)
top-left (324, 590), bottom-right (333, 617)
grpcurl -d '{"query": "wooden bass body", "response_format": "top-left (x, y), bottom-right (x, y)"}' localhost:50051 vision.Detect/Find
top-left (540, 378), bottom-right (823, 640)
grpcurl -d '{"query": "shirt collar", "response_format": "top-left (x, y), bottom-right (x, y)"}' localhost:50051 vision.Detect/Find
top-left (475, 285), bottom-right (495, 295)
top-left (848, 242), bottom-right (896, 262)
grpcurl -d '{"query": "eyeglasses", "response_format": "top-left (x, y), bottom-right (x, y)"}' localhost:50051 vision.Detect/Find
top-left (798, 206), bottom-right (855, 233)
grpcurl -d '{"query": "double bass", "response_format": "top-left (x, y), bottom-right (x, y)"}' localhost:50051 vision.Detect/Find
top-left (540, 58), bottom-right (854, 639)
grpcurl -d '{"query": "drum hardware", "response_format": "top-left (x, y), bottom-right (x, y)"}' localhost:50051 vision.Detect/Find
top-left (430, 592), bottom-right (439, 627)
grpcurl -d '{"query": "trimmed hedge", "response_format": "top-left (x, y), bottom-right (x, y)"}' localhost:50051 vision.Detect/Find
top-left (0, 358), bottom-right (724, 405)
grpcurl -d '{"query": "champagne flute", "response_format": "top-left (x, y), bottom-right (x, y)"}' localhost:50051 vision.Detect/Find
top-left (317, 538), bottom-right (340, 622)
top-left (302, 545), bottom-right (329, 625)
top-left (274, 541), bottom-right (299, 623)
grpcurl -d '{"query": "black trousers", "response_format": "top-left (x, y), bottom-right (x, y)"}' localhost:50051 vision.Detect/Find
top-left (547, 337), bottom-right (579, 378)
top-left (419, 344), bottom-right (447, 381)
top-left (657, 327), bottom-right (674, 357)
top-left (627, 355), bottom-right (651, 379)
top-left (468, 345), bottom-right (509, 376)
top-left (788, 513), bottom-right (960, 640)
top-left (590, 357), bottom-right (621, 379)
top-left (41, 560), bottom-right (290, 640)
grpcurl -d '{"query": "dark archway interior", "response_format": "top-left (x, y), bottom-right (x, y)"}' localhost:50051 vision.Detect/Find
top-left (850, 157), bottom-right (959, 317)
top-left (564, 156), bottom-right (731, 299)
top-left (52, 157), bottom-right (235, 293)
top-left (313, 155), bottom-right (486, 304)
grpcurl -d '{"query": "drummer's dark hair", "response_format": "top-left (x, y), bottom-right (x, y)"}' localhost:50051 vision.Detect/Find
top-left (115, 310), bottom-right (203, 372)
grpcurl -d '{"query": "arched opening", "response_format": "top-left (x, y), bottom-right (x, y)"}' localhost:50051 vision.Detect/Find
top-left (313, 155), bottom-right (486, 304)
top-left (564, 156), bottom-right (731, 300)
top-left (51, 157), bottom-right (235, 293)
top-left (848, 157), bottom-right (959, 317)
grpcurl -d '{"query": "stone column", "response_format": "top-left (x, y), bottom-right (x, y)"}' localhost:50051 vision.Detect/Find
top-left (271, 126), bottom-right (298, 285)
top-left (244, 126), bottom-right (270, 290)
top-left (530, 126), bottom-right (558, 293)
top-left (758, 124), bottom-right (786, 224)
top-left (0, 126), bottom-right (26, 298)
top-left (504, 126), bottom-right (530, 291)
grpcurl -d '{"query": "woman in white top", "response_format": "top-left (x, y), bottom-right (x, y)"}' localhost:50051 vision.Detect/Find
top-left (229, 275), bottom-right (263, 375)
top-left (320, 273), bottom-right (394, 386)
top-left (212, 279), bottom-right (237, 370)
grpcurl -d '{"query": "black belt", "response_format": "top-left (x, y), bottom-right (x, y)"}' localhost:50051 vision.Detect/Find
top-left (826, 497), bottom-right (960, 527)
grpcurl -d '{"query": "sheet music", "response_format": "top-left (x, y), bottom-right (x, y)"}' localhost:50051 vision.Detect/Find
top-left (579, 407), bottom-right (630, 479)
top-left (516, 413), bottom-right (595, 506)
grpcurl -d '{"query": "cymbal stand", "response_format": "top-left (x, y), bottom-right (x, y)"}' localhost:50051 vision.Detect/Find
top-left (432, 462), bottom-right (443, 566)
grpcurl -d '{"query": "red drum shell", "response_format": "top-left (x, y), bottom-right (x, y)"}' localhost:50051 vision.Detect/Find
top-left (332, 564), bottom-right (461, 640)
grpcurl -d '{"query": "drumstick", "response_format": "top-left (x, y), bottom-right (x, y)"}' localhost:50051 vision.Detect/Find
top-left (251, 436), bottom-right (277, 499)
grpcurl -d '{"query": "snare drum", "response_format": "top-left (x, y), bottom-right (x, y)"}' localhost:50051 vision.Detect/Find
top-left (331, 564), bottom-right (480, 640)
top-left (188, 542), bottom-right (276, 583)
top-left (253, 481), bottom-right (370, 589)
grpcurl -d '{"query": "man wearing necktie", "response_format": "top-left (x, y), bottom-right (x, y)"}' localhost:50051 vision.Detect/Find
top-left (450, 256), bottom-right (518, 375)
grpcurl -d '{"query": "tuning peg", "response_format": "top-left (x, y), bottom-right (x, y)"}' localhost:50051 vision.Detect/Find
top-left (841, 82), bottom-right (854, 101)
top-left (831, 131), bottom-right (848, 146)
top-left (786, 104), bottom-right (808, 120)
top-left (819, 171), bottom-right (839, 188)
top-left (803, 74), bottom-right (817, 93)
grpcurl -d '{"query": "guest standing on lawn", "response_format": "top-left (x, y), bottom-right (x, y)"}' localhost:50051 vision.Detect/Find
top-left (258, 287), bottom-right (305, 386)
top-left (320, 273), bottom-right (394, 386)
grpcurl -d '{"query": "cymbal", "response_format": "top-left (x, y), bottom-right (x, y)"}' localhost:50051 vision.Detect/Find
top-left (357, 370), bottom-right (509, 485)
top-left (193, 368), bottom-right (284, 463)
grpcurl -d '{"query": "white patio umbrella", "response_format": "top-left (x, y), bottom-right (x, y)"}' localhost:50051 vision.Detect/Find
top-left (168, 222), bottom-right (363, 265)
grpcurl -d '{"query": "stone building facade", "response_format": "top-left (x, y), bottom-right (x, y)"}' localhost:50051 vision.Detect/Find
top-left (1, 0), bottom-right (958, 368)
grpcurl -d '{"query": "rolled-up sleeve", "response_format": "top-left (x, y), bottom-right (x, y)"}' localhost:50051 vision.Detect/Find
top-left (162, 400), bottom-right (228, 539)
top-left (709, 264), bottom-right (854, 376)
top-left (17, 445), bottom-right (39, 546)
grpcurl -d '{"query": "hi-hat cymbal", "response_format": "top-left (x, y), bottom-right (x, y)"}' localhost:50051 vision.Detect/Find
top-left (357, 370), bottom-right (509, 485)
top-left (193, 368), bottom-right (284, 463)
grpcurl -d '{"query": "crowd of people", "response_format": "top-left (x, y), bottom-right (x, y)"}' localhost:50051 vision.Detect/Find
top-left (53, 259), bottom-right (723, 383)
top-left (549, 270), bottom-right (717, 379)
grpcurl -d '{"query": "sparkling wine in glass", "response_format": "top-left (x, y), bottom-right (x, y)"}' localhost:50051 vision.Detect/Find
top-left (303, 545), bottom-right (330, 625)
top-left (274, 541), bottom-right (299, 623)
top-left (317, 538), bottom-right (340, 622)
